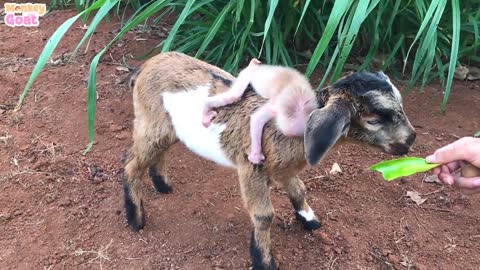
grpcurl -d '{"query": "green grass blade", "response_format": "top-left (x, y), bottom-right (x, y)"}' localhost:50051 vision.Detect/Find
top-left (161, 0), bottom-right (196, 52)
top-left (408, 0), bottom-right (446, 88)
top-left (259, 0), bottom-right (279, 56)
top-left (403, 0), bottom-right (441, 74)
top-left (195, 1), bottom-right (234, 58)
top-left (15, 0), bottom-right (106, 109)
top-left (235, 0), bottom-right (245, 24)
top-left (420, 31), bottom-right (437, 90)
top-left (382, 34), bottom-right (404, 70)
top-left (70, 0), bottom-right (118, 60)
top-left (331, 0), bottom-right (374, 82)
top-left (82, 0), bottom-right (172, 153)
top-left (294, 0), bottom-right (311, 37)
top-left (441, 0), bottom-right (460, 112)
top-left (305, 0), bottom-right (352, 77)
top-left (385, 0), bottom-right (401, 40)
top-left (82, 48), bottom-right (105, 155)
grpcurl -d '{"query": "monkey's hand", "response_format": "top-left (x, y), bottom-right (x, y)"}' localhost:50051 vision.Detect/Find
top-left (249, 58), bottom-right (261, 66)
top-left (202, 110), bottom-right (218, 128)
top-left (248, 151), bottom-right (265, 164)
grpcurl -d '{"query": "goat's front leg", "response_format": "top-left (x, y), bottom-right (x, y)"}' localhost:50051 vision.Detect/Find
top-left (238, 165), bottom-right (276, 270)
top-left (249, 104), bottom-right (275, 164)
top-left (278, 176), bottom-right (321, 230)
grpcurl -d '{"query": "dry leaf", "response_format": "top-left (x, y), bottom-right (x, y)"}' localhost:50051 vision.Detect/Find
top-left (116, 66), bottom-right (130, 72)
top-left (329, 163), bottom-right (342, 175)
top-left (454, 66), bottom-right (469, 80)
top-left (406, 191), bottom-right (427, 205)
top-left (467, 67), bottom-right (480, 81)
top-left (424, 174), bottom-right (441, 184)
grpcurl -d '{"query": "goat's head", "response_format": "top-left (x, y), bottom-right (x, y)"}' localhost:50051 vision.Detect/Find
top-left (304, 71), bottom-right (416, 166)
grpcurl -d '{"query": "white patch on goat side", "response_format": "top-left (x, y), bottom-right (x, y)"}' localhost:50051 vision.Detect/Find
top-left (162, 86), bottom-right (236, 168)
top-left (298, 208), bottom-right (316, 221)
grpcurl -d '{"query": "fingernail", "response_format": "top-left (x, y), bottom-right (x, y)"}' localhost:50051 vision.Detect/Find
top-left (448, 178), bottom-right (454, 185)
top-left (474, 179), bottom-right (480, 187)
top-left (426, 155), bottom-right (436, 163)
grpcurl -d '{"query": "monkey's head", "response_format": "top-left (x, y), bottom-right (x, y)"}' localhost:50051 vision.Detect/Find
top-left (304, 71), bottom-right (416, 166)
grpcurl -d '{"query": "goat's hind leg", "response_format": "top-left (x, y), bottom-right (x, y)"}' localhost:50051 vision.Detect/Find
top-left (148, 147), bottom-right (173, 194)
top-left (238, 165), bottom-right (276, 270)
top-left (279, 176), bottom-right (321, 230)
top-left (123, 129), bottom-right (175, 231)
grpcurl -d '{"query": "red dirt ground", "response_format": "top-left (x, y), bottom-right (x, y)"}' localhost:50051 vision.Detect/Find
top-left (1, 9), bottom-right (479, 270)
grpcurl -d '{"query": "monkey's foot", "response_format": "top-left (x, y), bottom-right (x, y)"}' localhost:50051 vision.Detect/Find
top-left (248, 151), bottom-right (265, 164)
top-left (202, 110), bottom-right (218, 127)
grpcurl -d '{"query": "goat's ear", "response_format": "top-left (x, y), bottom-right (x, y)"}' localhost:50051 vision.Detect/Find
top-left (304, 102), bottom-right (351, 166)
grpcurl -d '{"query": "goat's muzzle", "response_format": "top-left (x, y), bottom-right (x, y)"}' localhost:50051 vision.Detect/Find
top-left (385, 132), bottom-right (416, 155)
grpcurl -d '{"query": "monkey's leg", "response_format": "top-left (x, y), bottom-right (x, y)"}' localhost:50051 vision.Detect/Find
top-left (248, 104), bottom-right (275, 164)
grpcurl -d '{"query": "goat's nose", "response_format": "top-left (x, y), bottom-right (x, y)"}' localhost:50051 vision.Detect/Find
top-left (406, 132), bottom-right (416, 146)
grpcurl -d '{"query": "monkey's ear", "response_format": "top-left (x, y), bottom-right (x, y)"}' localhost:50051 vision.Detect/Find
top-left (304, 102), bottom-right (351, 166)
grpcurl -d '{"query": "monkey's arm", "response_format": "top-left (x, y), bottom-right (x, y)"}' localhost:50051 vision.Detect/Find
top-left (202, 63), bottom-right (259, 127)
top-left (248, 104), bottom-right (276, 164)
top-left (204, 64), bottom-right (256, 109)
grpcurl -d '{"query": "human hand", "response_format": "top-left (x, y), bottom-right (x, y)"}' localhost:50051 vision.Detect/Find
top-left (426, 137), bottom-right (480, 194)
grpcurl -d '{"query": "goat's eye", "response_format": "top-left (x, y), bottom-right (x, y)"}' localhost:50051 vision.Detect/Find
top-left (367, 119), bottom-right (381, 125)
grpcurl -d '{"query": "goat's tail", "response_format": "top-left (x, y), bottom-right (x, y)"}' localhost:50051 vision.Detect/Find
top-left (128, 67), bottom-right (141, 90)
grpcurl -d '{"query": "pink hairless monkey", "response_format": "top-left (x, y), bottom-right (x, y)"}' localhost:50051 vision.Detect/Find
top-left (202, 58), bottom-right (318, 164)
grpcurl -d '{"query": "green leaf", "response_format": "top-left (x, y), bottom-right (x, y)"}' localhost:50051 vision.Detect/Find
top-left (195, 1), bottom-right (234, 58)
top-left (441, 0), bottom-right (460, 112)
top-left (475, 131), bottom-right (480, 137)
top-left (15, 0), bottom-right (107, 109)
top-left (161, 0), bottom-right (196, 52)
top-left (403, 0), bottom-right (442, 74)
top-left (369, 157), bottom-right (441, 181)
top-left (294, 0), bottom-right (311, 37)
top-left (305, 0), bottom-right (352, 77)
top-left (70, 0), bottom-right (118, 60)
top-left (259, 0), bottom-right (279, 56)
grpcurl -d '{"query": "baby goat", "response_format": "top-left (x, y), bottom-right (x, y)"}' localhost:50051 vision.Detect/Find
top-left (123, 52), bottom-right (416, 270)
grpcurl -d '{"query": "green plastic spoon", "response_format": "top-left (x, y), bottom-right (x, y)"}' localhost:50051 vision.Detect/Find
top-left (369, 157), bottom-right (441, 181)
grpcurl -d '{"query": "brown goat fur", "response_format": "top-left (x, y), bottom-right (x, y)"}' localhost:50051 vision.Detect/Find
top-left (123, 52), bottom-right (416, 270)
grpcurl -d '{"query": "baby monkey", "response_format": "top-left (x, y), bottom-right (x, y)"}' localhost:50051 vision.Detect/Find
top-left (202, 59), bottom-right (318, 164)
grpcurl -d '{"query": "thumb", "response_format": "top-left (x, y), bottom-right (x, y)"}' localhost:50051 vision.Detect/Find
top-left (426, 137), bottom-right (475, 164)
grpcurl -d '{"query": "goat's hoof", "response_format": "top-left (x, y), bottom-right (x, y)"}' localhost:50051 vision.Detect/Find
top-left (250, 232), bottom-right (276, 270)
top-left (248, 152), bottom-right (265, 164)
top-left (148, 167), bottom-right (173, 194)
top-left (295, 212), bottom-right (321, 231)
top-left (125, 205), bottom-right (145, 232)
top-left (202, 110), bottom-right (217, 127)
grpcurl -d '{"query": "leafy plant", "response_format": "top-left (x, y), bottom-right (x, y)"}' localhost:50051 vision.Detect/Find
top-left (369, 157), bottom-right (440, 181)
top-left (18, 0), bottom-right (480, 153)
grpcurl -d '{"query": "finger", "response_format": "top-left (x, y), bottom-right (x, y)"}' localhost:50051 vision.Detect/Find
top-left (445, 161), bottom-right (461, 172)
top-left (432, 167), bottom-right (441, 175)
top-left (452, 176), bottom-right (480, 190)
top-left (438, 172), bottom-right (454, 185)
top-left (440, 165), bottom-right (451, 175)
top-left (426, 137), bottom-right (478, 164)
